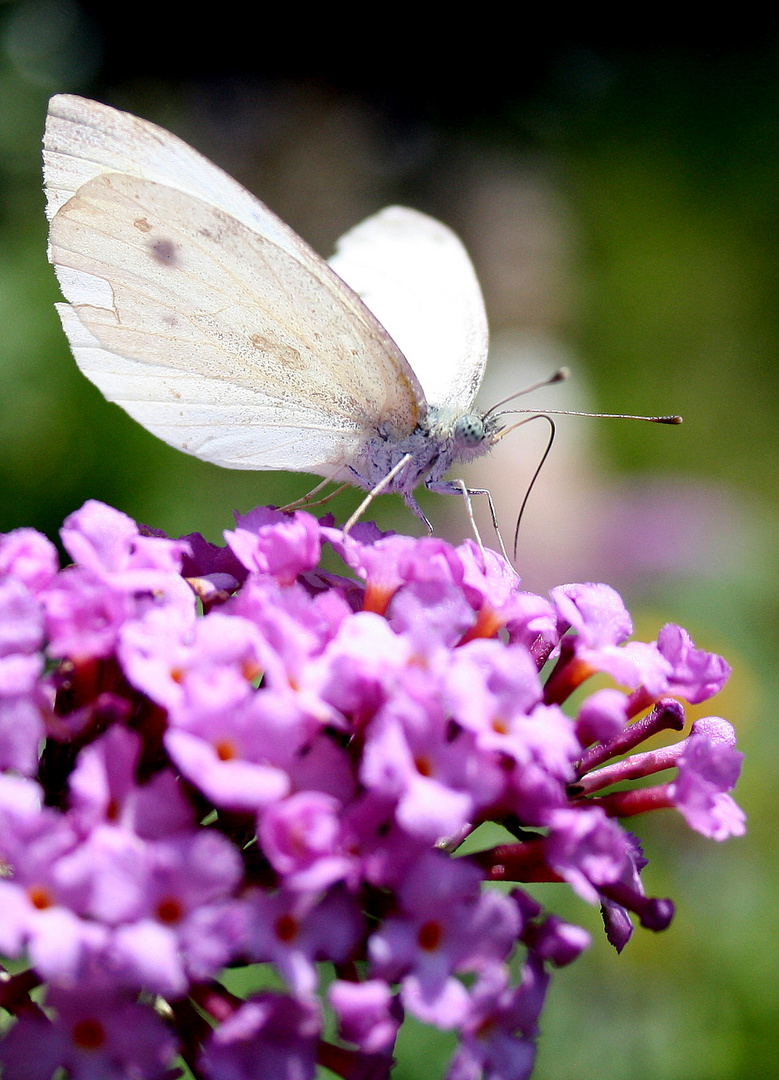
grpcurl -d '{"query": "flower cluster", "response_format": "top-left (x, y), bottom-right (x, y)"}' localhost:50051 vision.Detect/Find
top-left (0, 501), bottom-right (744, 1080)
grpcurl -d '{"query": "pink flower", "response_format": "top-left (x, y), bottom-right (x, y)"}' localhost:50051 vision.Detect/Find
top-left (0, 501), bottom-right (744, 1078)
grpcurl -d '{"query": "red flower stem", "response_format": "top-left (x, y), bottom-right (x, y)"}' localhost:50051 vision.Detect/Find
top-left (471, 841), bottom-right (564, 883)
top-left (576, 698), bottom-right (685, 777)
top-left (574, 742), bottom-right (684, 795)
top-left (588, 784), bottom-right (676, 818)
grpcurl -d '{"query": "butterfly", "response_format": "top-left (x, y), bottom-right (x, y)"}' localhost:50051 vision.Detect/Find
top-left (42, 95), bottom-right (519, 531)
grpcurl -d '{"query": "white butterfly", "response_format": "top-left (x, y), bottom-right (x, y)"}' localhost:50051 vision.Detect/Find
top-left (43, 95), bottom-right (503, 527)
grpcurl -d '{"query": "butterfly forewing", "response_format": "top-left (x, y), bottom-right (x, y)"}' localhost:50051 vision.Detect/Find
top-left (44, 94), bottom-right (321, 261)
top-left (45, 98), bottom-right (425, 474)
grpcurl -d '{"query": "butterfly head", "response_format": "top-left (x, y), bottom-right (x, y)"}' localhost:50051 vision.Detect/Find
top-left (454, 412), bottom-right (502, 453)
top-left (428, 406), bottom-right (503, 464)
top-left (452, 413), bottom-right (484, 448)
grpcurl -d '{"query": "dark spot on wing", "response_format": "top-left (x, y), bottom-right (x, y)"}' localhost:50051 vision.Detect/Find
top-left (134, 217), bottom-right (152, 233)
top-left (149, 238), bottom-right (177, 266)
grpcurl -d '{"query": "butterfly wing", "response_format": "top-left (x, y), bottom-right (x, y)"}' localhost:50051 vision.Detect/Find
top-left (328, 205), bottom-right (489, 415)
top-left (44, 95), bottom-right (424, 474)
top-left (45, 95), bottom-right (338, 263)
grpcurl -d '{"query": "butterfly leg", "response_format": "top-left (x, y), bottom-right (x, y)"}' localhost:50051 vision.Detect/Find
top-left (282, 477), bottom-right (351, 513)
top-left (427, 479), bottom-right (509, 562)
top-left (344, 453), bottom-right (416, 535)
top-left (402, 493), bottom-right (434, 534)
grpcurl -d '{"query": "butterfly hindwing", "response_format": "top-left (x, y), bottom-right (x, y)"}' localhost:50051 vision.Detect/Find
top-left (329, 205), bottom-right (489, 414)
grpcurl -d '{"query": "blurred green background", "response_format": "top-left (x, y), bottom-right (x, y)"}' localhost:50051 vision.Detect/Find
top-left (0, 5), bottom-right (775, 1077)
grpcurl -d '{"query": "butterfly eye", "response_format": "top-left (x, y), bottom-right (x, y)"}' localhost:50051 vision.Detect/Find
top-left (453, 414), bottom-right (485, 448)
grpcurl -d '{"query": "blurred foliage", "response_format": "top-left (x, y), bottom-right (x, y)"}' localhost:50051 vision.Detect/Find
top-left (0, 5), bottom-right (777, 1078)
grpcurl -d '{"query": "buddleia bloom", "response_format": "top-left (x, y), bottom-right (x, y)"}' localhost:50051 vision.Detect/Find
top-left (0, 501), bottom-right (744, 1080)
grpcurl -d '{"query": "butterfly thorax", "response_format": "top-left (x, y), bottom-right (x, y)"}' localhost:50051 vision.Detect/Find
top-left (351, 406), bottom-right (501, 507)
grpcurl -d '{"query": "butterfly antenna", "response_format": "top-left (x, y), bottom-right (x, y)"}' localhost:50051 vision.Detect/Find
top-left (483, 366), bottom-right (570, 420)
top-left (484, 370), bottom-right (681, 558)
top-left (485, 366), bottom-right (682, 427)
top-left (511, 415), bottom-right (556, 561)
top-left (500, 407), bottom-right (683, 425)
